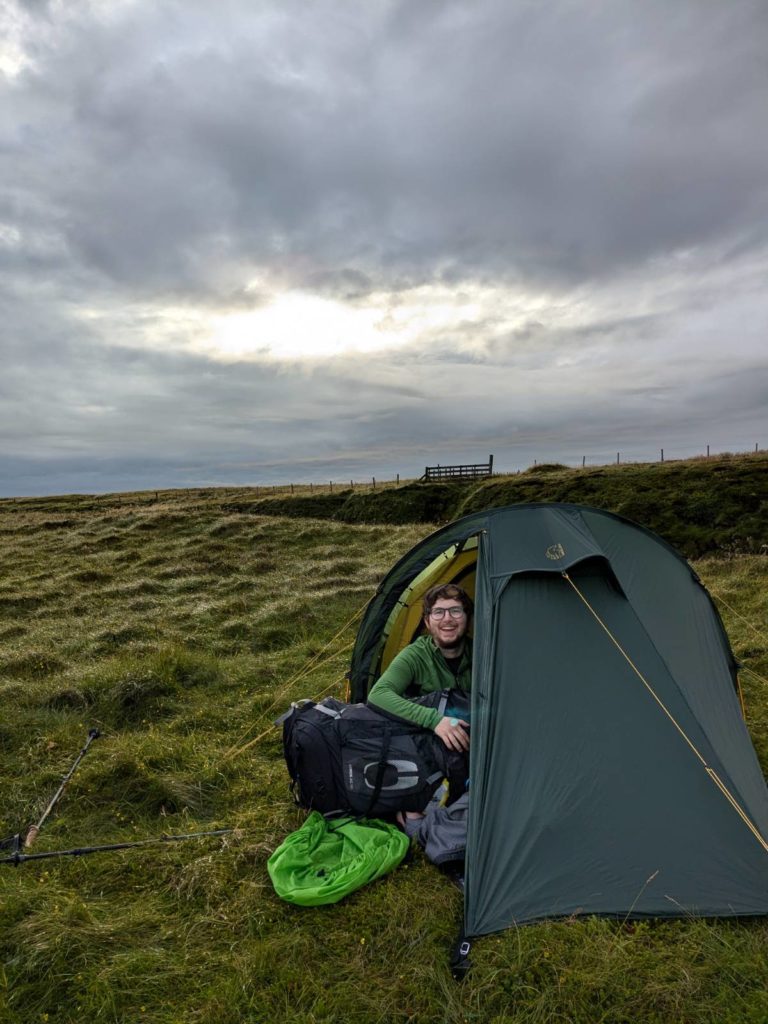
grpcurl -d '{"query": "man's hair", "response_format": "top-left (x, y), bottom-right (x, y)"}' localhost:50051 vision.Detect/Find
top-left (422, 583), bottom-right (474, 619)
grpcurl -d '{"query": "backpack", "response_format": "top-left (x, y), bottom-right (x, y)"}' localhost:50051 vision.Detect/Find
top-left (278, 689), bottom-right (469, 818)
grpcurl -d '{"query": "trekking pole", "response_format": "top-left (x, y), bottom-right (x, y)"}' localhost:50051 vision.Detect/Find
top-left (24, 728), bottom-right (101, 849)
top-left (3, 828), bottom-right (236, 866)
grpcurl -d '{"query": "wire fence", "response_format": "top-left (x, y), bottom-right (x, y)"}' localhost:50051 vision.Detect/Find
top-left (524, 441), bottom-right (764, 472)
top-left (2, 442), bottom-right (763, 507)
top-left (102, 440), bottom-right (768, 502)
top-left (285, 441), bottom-right (766, 494)
top-left (218, 442), bottom-right (766, 498)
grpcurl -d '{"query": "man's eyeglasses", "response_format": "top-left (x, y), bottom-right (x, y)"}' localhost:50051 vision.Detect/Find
top-left (429, 606), bottom-right (466, 620)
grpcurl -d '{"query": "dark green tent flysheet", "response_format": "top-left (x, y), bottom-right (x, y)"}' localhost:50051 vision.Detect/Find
top-left (348, 504), bottom-right (768, 936)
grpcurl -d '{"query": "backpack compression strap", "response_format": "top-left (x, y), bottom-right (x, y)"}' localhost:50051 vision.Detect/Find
top-left (364, 724), bottom-right (393, 817)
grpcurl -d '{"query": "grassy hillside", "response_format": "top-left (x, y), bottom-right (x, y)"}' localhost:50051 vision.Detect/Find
top-left (221, 452), bottom-right (768, 559)
top-left (0, 484), bottom-right (766, 1023)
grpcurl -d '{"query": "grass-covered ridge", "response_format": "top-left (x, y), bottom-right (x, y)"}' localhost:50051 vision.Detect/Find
top-left (222, 452), bottom-right (768, 558)
top-left (0, 486), bottom-right (766, 1023)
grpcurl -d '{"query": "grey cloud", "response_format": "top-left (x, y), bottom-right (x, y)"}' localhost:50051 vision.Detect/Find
top-left (5, 0), bottom-right (768, 302)
top-left (1, 0), bottom-right (766, 495)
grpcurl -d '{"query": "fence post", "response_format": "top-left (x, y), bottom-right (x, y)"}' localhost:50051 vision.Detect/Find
top-left (310, 483), bottom-right (313, 493)
top-left (756, 443), bottom-right (759, 453)
top-left (660, 449), bottom-right (664, 462)
top-left (372, 477), bottom-right (376, 490)
top-left (291, 483), bottom-right (294, 494)
top-left (396, 473), bottom-right (400, 485)
top-left (330, 481), bottom-right (333, 493)
top-left (582, 456), bottom-right (586, 468)
top-left (616, 452), bottom-right (620, 465)
top-left (488, 454), bottom-right (494, 475)
top-left (707, 445), bottom-right (710, 458)
top-left (350, 480), bottom-right (354, 489)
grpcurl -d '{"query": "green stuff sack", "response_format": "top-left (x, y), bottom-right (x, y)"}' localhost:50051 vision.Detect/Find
top-left (268, 812), bottom-right (409, 906)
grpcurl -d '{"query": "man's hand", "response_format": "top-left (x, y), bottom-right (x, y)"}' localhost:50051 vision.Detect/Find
top-left (434, 716), bottom-right (470, 752)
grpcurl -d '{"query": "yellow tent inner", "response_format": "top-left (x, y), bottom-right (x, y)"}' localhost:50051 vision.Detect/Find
top-left (379, 536), bottom-right (479, 675)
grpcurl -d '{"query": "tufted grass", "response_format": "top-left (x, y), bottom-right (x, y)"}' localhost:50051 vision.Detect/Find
top-left (0, 488), bottom-right (766, 1023)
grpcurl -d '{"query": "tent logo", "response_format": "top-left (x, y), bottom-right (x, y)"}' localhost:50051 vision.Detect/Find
top-left (545, 543), bottom-right (566, 560)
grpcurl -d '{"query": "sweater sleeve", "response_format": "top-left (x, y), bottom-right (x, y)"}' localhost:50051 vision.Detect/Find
top-left (367, 647), bottom-right (442, 731)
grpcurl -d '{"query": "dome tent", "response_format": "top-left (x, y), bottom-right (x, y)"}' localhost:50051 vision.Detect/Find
top-left (348, 504), bottom-right (768, 937)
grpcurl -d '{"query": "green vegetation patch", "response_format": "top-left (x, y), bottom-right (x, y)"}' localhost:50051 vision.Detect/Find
top-left (79, 752), bottom-right (203, 817)
top-left (337, 481), bottom-right (461, 524)
top-left (216, 454), bottom-right (768, 558)
top-left (0, 650), bottom-right (66, 679)
top-left (0, 489), bottom-right (765, 1023)
top-left (223, 492), bottom-right (351, 519)
top-left (85, 648), bottom-right (224, 728)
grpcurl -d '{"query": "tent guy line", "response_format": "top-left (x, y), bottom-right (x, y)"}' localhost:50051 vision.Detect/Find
top-left (562, 571), bottom-right (768, 856)
top-left (710, 591), bottom-right (768, 645)
top-left (223, 598), bottom-right (367, 760)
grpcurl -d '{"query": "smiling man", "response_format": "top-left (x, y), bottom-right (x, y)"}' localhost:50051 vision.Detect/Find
top-left (367, 584), bottom-right (472, 751)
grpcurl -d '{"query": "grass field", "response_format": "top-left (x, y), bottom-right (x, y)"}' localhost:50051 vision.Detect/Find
top-left (0, 480), bottom-right (766, 1023)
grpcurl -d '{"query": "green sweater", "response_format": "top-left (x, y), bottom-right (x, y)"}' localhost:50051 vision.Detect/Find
top-left (367, 635), bottom-right (473, 730)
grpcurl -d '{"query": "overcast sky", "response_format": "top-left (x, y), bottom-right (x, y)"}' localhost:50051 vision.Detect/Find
top-left (1, 0), bottom-right (766, 496)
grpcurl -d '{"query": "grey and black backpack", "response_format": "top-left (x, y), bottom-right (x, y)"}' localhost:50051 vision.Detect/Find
top-left (278, 689), bottom-right (469, 818)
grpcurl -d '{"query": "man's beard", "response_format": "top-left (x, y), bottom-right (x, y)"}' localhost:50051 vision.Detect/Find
top-left (432, 627), bottom-right (466, 652)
